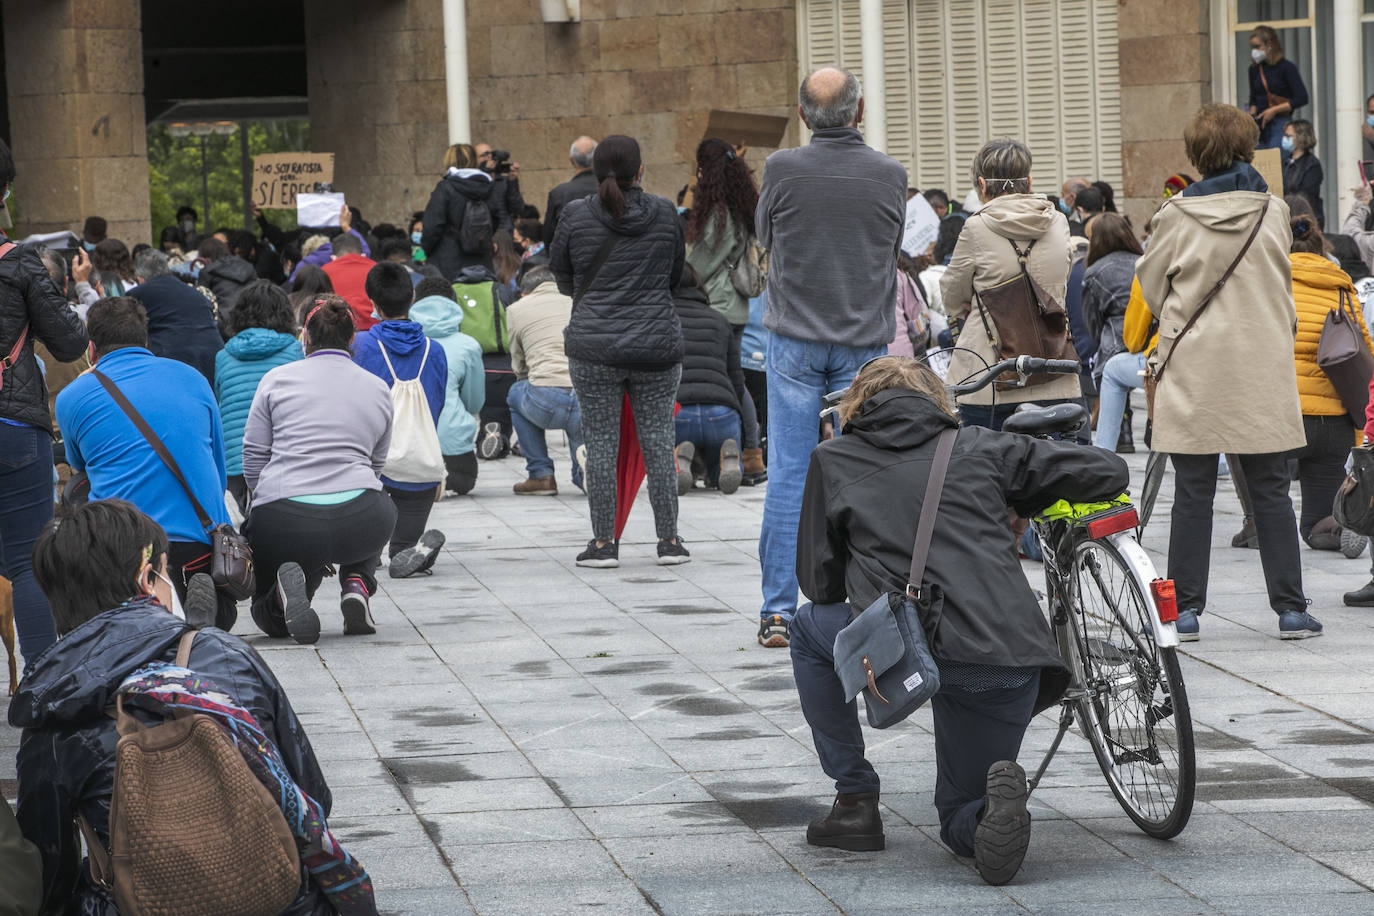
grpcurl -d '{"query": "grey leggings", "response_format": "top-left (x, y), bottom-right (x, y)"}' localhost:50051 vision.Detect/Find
top-left (568, 358), bottom-right (682, 542)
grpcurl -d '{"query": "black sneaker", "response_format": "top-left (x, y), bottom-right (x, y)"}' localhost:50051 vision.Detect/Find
top-left (1344, 579), bottom-right (1374, 607)
top-left (184, 572), bottom-right (218, 630)
top-left (806, 792), bottom-right (884, 851)
top-left (277, 562), bottom-right (319, 645)
top-left (758, 614), bottom-right (790, 648)
top-left (340, 577), bottom-right (375, 635)
top-left (576, 539), bottom-right (619, 568)
top-left (478, 422), bottom-right (509, 460)
top-left (657, 538), bottom-right (691, 566)
top-left (974, 761), bottom-right (1032, 886)
top-left (390, 530), bottom-right (446, 578)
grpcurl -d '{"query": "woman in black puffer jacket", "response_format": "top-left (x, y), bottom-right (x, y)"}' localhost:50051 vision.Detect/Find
top-left (0, 139), bottom-right (90, 664)
top-left (672, 264), bottom-right (749, 495)
top-left (549, 134), bottom-right (688, 568)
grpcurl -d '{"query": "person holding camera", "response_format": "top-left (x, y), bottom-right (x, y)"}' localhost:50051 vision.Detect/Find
top-left (477, 142), bottom-right (525, 231)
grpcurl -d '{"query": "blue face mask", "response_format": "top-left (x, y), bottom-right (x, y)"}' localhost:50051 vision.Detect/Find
top-left (82, 240), bottom-right (96, 252)
top-left (1280, 135), bottom-right (1295, 153)
top-left (1367, 115), bottom-right (1374, 129)
top-left (411, 231), bottom-right (423, 245)
top-left (2, 188), bottom-right (9, 204)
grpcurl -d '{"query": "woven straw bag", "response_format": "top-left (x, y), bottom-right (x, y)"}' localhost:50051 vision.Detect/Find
top-left (78, 633), bottom-right (300, 916)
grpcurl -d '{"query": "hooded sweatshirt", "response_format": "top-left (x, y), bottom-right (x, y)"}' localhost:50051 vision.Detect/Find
top-left (421, 168), bottom-right (502, 280)
top-left (409, 294), bottom-right (486, 456)
top-left (9, 599), bottom-right (331, 916)
top-left (939, 193), bottom-right (1081, 405)
top-left (214, 328), bottom-right (304, 475)
top-left (352, 318), bottom-right (449, 488)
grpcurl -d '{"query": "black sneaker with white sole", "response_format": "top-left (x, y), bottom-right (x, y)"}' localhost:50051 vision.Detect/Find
top-left (478, 421), bottom-right (509, 460)
top-left (656, 538), bottom-right (691, 565)
top-left (576, 539), bottom-right (619, 568)
top-left (389, 529), bottom-right (446, 579)
top-left (974, 760), bottom-right (1032, 886)
top-left (277, 562), bottom-right (319, 645)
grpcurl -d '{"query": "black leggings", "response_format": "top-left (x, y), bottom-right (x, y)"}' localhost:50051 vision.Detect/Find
top-left (729, 325), bottom-right (761, 450)
top-left (386, 484), bottom-right (437, 556)
top-left (743, 367), bottom-right (767, 444)
top-left (1291, 414), bottom-right (1354, 540)
top-left (444, 453), bottom-right (479, 496)
top-left (245, 489), bottom-right (396, 625)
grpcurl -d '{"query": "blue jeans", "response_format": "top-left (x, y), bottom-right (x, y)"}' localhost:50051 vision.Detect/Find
top-left (507, 380), bottom-right (583, 488)
top-left (0, 423), bottom-right (57, 662)
top-left (761, 332), bottom-right (885, 620)
top-left (674, 404), bottom-right (741, 487)
top-left (790, 601), bottom-right (1040, 857)
top-left (1093, 351), bottom-right (1145, 451)
top-left (1258, 115), bottom-right (1290, 150)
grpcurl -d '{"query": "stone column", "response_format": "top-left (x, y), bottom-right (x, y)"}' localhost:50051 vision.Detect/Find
top-left (1118, 0), bottom-right (1211, 233)
top-left (2, 0), bottom-right (151, 245)
top-left (304, 0), bottom-right (449, 228)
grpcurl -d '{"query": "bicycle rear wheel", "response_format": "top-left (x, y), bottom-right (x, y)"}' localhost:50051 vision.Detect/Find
top-left (1065, 535), bottom-right (1195, 839)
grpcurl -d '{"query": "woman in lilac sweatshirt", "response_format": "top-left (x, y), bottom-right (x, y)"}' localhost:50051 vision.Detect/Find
top-left (241, 295), bottom-right (396, 645)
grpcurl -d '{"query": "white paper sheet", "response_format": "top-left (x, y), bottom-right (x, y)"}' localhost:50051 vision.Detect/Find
top-left (901, 193), bottom-right (940, 256)
top-left (297, 192), bottom-right (346, 228)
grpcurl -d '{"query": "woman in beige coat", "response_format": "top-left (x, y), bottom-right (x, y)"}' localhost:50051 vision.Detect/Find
top-left (941, 138), bottom-right (1082, 429)
top-left (1136, 103), bottom-right (1317, 642)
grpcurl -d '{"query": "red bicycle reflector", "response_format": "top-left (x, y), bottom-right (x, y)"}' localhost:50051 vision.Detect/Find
top-left (1084, 507), bottom-right (1139, 539)
top-left (1151, 579), bottom-right (1179, 623)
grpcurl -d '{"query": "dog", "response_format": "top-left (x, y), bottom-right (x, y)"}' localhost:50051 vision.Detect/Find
top-left (1, 576), bottom-right (16, 695)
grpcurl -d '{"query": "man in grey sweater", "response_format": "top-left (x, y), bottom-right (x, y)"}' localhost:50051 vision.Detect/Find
top-left (754, 67), bottom-right (907, 649)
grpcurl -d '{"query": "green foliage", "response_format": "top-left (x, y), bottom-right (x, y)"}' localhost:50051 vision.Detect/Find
top-left (147, 121), bottom-right (310, 239)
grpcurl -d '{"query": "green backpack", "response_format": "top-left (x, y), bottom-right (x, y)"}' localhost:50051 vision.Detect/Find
top-left (453, 279), bottom-right (508, 355)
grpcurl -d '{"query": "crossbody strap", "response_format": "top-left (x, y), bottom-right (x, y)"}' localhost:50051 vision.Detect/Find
top-left (1153, 197), bottom-right (1270, 385)
top-left (574, 232), bottom-right (624, 306)
top-left (907, 427), bottom-right (959, 599)
top-left (92, 369), bottom-right (215, 534)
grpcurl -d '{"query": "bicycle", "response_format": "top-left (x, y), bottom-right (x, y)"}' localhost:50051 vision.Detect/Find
top-left (823, 354), bottom-right (1196, 839)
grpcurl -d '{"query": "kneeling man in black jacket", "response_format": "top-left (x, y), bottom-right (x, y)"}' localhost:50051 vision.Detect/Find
top-left (791, 357), bottom-right (1127, 884)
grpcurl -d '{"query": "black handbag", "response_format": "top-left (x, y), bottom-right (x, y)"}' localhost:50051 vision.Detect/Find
top-left (832, 427), bottom-right (956, 729)
top-left (1335, 446), bottom-right (1374, 536)
top-left (93, 371), bottom-right (256, 600)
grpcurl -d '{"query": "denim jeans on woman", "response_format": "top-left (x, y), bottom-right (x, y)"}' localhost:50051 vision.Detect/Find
top-left (0, 423), bottom-right (57, 662)
top-left (760, 332), bottom-right (885, 621)
top-left (1093, 352), bottom-right (1146, 451)
top-left (674, 403), bottom-right (741, 487)
top-left (507, 380), bottom-right (584, 488)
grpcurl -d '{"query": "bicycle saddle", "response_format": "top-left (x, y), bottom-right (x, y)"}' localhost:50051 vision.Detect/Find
top-left (1001, 403), bottom-right (1088, 437)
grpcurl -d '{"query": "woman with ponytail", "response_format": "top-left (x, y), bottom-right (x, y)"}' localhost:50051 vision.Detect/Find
top-left (549, 134), bottom-right (690, 568)
top-left (240, 295), bottom-right (398, 643)
top-left (1285, 200), bottom-right (1374, 554)
top-left (685, 138), bottom-right (765, 482)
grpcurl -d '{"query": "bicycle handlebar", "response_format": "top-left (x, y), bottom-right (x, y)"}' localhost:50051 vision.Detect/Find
top-left (944, 355), bottom-right (1080, 396)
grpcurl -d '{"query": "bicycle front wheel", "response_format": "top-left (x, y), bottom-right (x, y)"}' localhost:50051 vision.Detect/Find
top-left (1065, 535), bottom-right (1195, 839)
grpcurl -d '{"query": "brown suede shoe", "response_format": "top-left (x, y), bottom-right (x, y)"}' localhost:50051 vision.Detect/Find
top-left (741, 447), bottom-right (767, 486)
top-left (513, 476), bottom-right (557, 496)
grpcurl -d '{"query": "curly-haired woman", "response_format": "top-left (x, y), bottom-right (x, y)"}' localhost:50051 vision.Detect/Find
top-left (685, 138), bottom-right (765, 478)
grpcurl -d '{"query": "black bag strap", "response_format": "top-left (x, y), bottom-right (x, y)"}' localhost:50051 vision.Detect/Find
top-left (92, 369), bottom-right (215, 535)
top-left (907, 428), bottom-right (958, 599)
top-left (574, 232), bottom-right (624, 306)
top-left (1153, 197), bottom-right (1270, 385)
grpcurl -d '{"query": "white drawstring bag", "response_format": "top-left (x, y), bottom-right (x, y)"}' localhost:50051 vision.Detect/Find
top-left (379, 339), bottom-right (447, 485)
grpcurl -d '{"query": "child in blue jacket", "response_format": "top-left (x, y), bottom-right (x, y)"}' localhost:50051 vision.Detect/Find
top-left (409, 277), bottom-right (487, 496)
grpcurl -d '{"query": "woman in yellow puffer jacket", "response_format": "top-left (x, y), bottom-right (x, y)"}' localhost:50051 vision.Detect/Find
top-left (1289, 214), bottom-right (1374, 552)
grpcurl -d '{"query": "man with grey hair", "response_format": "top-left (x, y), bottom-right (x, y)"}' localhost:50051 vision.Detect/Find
top-left (127, 246), bottom-right (223, 385)
top-left (542, 136), bottom-right (600, 246)
top-left (753, 66), bottom-right (907, 649)
top-left (505, 264), bottom-right (584, 495)
top-left (1061, 176), bottom-right (1089, 236)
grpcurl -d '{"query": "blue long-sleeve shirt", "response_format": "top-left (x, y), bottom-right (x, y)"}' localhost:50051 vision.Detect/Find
top-left (56, 347), bottom-right (229, 543)
top-left (1248, 59), bottom-right (1308, 113)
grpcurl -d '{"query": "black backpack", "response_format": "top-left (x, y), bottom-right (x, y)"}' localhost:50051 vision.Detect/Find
top-left (1336, 446), bottom-right (1374, 536)
top-left (457, 197), bottom-right (494, 255)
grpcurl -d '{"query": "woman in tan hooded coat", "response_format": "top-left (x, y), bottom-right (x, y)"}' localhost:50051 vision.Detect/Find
top-left (1136, 103), bottom-right (1317, 642)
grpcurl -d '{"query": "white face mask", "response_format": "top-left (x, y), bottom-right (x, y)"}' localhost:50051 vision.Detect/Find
top-left (1251, 47), bottom-right (1267, 64)
top-left (154, 570), bottom-right (185, 621)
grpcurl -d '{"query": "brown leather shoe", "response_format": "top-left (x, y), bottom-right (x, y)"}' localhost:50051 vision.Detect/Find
top-left (741, 447), bottom-right (767, 485)
top-left (513, 476), bottom-right (557, 496)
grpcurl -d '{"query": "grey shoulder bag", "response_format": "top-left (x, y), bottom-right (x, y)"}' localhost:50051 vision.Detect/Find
top-left (833, 427), bottom-right (956, 729)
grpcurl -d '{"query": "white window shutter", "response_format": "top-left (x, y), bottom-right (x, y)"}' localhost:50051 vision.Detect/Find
top-left (882, 0), bottom-right (916, 176)
top-left (912, 0), bottom-right (952, 193)
top-left (1090, 0), bottom-right (1123, 188)
top-left (1057, 0), bottom-right (1098, 184)
top-left (799, 0), bottom-right (841, 69)
top-left (1020, 0), bottom-right (1063, 191)
top-left (945, 1), bottom-right (987, 194)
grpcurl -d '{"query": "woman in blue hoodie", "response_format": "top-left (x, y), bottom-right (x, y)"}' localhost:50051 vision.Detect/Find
top-left (351, 262), bottom-right (450, 578)
top-left (214, 281), bottom-right (303, 513)
top-left (410, 276), bottom-right (487, 495)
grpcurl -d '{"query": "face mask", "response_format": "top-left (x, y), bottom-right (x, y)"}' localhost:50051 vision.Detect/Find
top-left (180, 219), bottom-right (194, 233)
top-left (1280, 136), bottom-right (1295, 153)
top-left (154, 570), bottom-right (185, 621)
top-left (82, 240), bottom-right (96, 252)
top-left (1057, 199), bottom-right (1072, 216)
top-left (411, 231), bottom-right (423, 245)
top-left (1251, 48), bottom-right (1267, 64)
top-left (2, 188), bottom-right (9, 204)
top-left (1366, 115), bottom-right (1374, 128)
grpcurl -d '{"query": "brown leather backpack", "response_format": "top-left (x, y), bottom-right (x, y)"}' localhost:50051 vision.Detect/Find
top-left (77, 632), bottom-right (300, 916)
top-left (972, 238), bottom-right (1079, 388)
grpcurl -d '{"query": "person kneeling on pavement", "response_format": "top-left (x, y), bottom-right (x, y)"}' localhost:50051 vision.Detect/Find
top-left (243, 295), bottom-right (398, 642)
top-left (10, 498), bottom-right (365, 913)
top-left (506, 265), bottom-right (585, 495)
top-left (410, 276), bottom-right (487, 496)
top-left (790, 357), bottom-right (1127, 884)
top-left (672, 264), bottom-right (748, 495)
